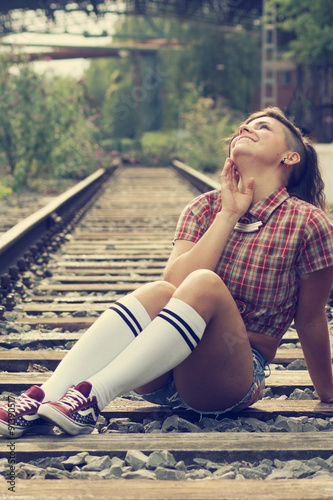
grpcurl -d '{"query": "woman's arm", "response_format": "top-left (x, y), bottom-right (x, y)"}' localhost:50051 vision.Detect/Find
top-left (164, 160), bottom-right (254, 287)
top-left (294, 266), bottom-right (333, 402)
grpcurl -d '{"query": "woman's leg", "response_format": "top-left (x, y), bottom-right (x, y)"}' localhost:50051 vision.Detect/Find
top-left (137, 270), bottom-right (254, 412)
top-left (0, 280), bottom-right (176, 437)
top-left (38, 281), bottom-right (208, 434)
top-left (40, 280), bottom-right (175, 402)
top-left (172, 270), bottom-right (253, 411)
top-left (38, 270), bottom-right (254, 437)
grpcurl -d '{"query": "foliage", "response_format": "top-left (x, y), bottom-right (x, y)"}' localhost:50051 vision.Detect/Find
top-left (0, 183), bottom-right (12, 199)
top-left (84, 16), bottom-right (261, 148)
top-left (137, 130), bottom-right (179, 166)
top-left (174, 85), bottom-right (242, 172)
top-left (0, 52), bottom-right (97, 189)
top-left (275, 0), bottom-right (333, 65)
top-left (160, 21), bottom-right (261, 128)
top-left (137, 86), bottom-right (241, 172)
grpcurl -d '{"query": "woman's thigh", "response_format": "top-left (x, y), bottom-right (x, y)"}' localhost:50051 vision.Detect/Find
top-left (172, 270), bottom-right (254, 412)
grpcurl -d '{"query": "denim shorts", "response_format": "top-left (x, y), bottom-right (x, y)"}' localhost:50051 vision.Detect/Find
top-left (133, 347), bottom-right (269, 418)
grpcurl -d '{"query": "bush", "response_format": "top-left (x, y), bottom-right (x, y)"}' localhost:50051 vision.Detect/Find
top-left (134, 87), bottom-right (241, 172)
top-left (175, 85), bottom-right (242, 173)
top-left (0, 183), bottom-right (12, 200)
top-left (137, 131), bottom-right (179, 166)
top-left (0, 52), bottom-right (98, 188)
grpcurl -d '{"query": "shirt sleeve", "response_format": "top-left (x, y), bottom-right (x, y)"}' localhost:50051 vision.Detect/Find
top-left (173, 190), bottom-right (220, 244)
top-left (296, 209), bottom-right (333, 275)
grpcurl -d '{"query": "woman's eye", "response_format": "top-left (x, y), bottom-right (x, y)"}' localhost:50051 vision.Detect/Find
top-left (260, 124), bottom-right (269, 130)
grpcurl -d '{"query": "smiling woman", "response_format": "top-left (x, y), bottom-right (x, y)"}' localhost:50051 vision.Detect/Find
top-left (0, 107), bottom-right (332, 438)
top-left (239, 107), bottom-right (326, 210)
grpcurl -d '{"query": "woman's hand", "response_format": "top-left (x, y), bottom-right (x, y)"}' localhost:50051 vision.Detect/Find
top-left (220, 158), bottom-right (254, 220)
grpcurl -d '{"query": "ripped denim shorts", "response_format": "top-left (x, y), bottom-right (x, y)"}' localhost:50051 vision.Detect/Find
top-left (133, 347), bottom-right (269, 417)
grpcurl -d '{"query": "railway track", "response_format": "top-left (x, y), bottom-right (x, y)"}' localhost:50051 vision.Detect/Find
top-left (1, 163), bottom-right (333, 499)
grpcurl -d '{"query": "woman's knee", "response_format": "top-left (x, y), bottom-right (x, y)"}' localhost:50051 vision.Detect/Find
top-left (177, 269), bottom-right (227, 298)
top-left (173, 270), bottom-right (230, 318)
top-left (133, 280), bottom-right (176, 319)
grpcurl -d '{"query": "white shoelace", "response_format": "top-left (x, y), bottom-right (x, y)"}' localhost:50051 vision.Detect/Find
top-left (5, 393), bottom-right (39, 416)
top-left (57, 387), bottom-right (89, 411)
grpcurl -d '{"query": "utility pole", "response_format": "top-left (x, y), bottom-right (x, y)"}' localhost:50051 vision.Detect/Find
top-left (261, 0), bottom-right (278, 108)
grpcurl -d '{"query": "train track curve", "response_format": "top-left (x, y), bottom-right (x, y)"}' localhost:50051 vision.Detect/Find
top-left (0, 163), bottom-right (333, 499)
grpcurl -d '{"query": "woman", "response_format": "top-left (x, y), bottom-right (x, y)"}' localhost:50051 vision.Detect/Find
top-left (1, 107), bottom-right (333, 438)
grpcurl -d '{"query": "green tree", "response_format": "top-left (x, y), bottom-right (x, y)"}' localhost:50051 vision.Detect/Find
top-left (84, 16), bottom-right (261, 140)
top-left (276, 0), bottom-right (333, 141)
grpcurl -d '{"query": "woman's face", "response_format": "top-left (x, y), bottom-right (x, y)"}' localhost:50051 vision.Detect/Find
top-left (229, 116), bottom-right (289, 166)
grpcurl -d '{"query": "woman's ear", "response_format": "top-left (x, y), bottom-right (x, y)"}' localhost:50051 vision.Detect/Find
top-left (282, 151), bottom-right (301, 166)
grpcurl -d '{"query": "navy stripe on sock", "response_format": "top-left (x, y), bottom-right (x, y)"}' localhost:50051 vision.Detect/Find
top-left (116, 302), bottom-right (143, 333)
top-left (109, 305), bottom-right (140, 337)
top-left (162, 308), bottom-right (201, 346)
top-left (158, 312), bottom-right (196, 351)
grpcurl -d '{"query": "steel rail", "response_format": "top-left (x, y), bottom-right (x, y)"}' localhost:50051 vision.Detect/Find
top-left (171, 159), bottom-right (220, 193)
top-left (0, 167), bottom-right (116, 277)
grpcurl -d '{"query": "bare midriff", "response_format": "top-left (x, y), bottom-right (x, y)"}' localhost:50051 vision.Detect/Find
top-left (248, 331), bottom-right (282, 364)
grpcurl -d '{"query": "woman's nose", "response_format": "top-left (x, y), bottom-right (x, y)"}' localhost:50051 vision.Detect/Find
top-left (239, 123), bottom-right (251, 135)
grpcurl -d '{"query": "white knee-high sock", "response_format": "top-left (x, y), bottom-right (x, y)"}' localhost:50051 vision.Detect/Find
top-left (41, 295), bottom-right (151, 402)
top-left (87, 298), bottom-right (206, 410)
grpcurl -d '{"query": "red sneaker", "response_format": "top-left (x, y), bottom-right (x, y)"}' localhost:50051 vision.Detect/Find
top-left (37, 381), bottom-right (100, 435)
top-left (0, 386), bottom-right (53, 438)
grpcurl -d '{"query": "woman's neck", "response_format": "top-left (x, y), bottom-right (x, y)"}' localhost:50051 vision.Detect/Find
top-left (238, 174), bottom-right (283, 207)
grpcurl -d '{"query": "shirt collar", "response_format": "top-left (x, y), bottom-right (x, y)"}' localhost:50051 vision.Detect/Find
top-left (248, 186), bottom-right (290, 223)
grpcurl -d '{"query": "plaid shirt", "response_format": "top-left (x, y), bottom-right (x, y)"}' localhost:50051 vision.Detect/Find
top-left (173, 187), bottom-right (333, 339)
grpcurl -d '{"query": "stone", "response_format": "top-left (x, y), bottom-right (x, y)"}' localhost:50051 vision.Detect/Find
top-left (81, 455), bottom-right (111, 471)
top-left (71, 471), bottom-right (102, 480)
top-left (216, 470), bottom-right (237, 480)
top-left (96, 415), bottom-right (108, 432)
top-left (31, 456), bottom-right (67, 470)
top-left (144, 420), bottom-right (162, 433)
top-left (241, 417), bottom-right (269, 432)
top-left (125, 450), bottom-right (149, 471)
top-left (62, 452), bottom-right (90, 469)
top-left (289, 388), bottom-right (313, 400)
top-left (16, 468), bottom-right (28, 479)
top-left (16, 463), bottom-right (45, 478)
top-left (286, 359), bottom-right (307, 370)
top-left (127, 423), bottom-right (144, 433)
top-left (155, 467), bottom-right (186, 481)
top-left (237, 467), bottom-right (263, 480)
top-left (175, 461), bottom-right (186, 472)
top-left (147, 450), bottom-right (177, 470)
top-left (122, 469), bottom-right (156, 480)
top-left (215, 418), bottom-right (240, 432)
top-left (99, 464), bottom-right (123, 478)
top-left (193, 458), bottom-right (222, 471)
top-left (302, 423), bottom-right (319, 432)
top-left (201, 417), bottom-right (219, 430)
top-left (274, 415), bottom-right (303, 432)
top-left (44, 467), bottom-right (73, 479)
top-left (282, 460), bottom-right (314, 479)
top-left (161, 415), bottom-right (202, 433)
top-left (313, 418), bottom-right (331, 431)
top-left (308, 457), bottom-right (330, 470)
top-left (266, 468), bottom-right (295, 480)
top-left (186, 468), bottom-right (212, 480)
top-left (212, 465), bottom-right (235, 477)
top-left (110, 457), bottom-right (125, 467)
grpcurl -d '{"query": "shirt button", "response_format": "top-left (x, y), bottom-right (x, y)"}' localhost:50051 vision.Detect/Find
top-left (235, 300), bottom-right (246, 313)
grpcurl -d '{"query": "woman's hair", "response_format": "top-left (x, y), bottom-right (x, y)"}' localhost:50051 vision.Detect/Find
top-left (232, 107), bottom-right (326, 210)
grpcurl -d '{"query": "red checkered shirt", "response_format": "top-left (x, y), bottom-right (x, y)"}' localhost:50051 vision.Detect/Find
top-left (173, 186), bottom-right (333, 339)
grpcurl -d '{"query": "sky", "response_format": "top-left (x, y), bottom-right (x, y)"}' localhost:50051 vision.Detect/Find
top-left (2, 9), bottom-right (117, 77)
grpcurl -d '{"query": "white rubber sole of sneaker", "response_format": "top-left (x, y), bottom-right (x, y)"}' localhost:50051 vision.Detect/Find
top-left (37, 404), bottom-right (94, 435)
top-left (0, 419), bottom-right (53, 438)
